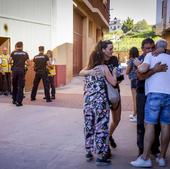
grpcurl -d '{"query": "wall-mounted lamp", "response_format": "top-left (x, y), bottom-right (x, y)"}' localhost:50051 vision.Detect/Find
top-left (4, 24), bottom-right (8, 32)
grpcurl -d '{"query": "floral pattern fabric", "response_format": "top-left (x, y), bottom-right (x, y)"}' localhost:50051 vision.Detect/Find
top-left (83, 70), bottom-right (110, 155)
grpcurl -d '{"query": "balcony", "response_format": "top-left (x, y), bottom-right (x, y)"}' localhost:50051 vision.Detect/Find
top-left (88, 0), bottom-right (110, 23)
top-left (156, 0), bottom-right (170, 35)
top-left (74, 0), bottom-right (110, 28)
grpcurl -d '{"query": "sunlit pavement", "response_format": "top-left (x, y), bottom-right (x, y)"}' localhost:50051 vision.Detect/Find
top-left (0, 76), bottom-right (169, 169)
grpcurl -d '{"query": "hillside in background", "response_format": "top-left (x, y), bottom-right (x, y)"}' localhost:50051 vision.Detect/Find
top-left (104, 19), bottom-right (161, 62)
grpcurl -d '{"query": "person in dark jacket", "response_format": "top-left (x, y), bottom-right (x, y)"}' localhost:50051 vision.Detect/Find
top-left (31, 46), bottom-right (51, 102)
top-left (9, 41), bottom-right (30, 106)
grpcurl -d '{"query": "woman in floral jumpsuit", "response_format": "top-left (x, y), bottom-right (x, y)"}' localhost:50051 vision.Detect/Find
top-left (80, 40), bottom-right (117, 165)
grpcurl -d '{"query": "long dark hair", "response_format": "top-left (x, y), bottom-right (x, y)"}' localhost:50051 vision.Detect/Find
top-left (87, 40), bottom-right (112, 69)
top-left (129, 47), bottom-right (139, 59)
top-left (47, 50), bottom-right (53, 58)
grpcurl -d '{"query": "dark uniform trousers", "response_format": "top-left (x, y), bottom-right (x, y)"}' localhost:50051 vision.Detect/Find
top-left (0, 73), bottom-right (3, 93)
top-left (2, 73), bottom-right (11, 93)
top-left (136, 92), bottom-right (161, 155)
top-left (31, 71), bottom-right (50, 100)
top-left (48, 76), bottom-right (55, 97)
top-left (12, 71), bottom-right (24, 103)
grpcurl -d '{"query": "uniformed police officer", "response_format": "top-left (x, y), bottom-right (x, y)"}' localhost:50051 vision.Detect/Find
top-left (9, 41), bottom-right (29, 106)
top-left (31, 46), bottom-right (51, 102)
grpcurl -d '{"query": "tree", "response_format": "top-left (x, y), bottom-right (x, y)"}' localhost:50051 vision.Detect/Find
top-left (133, 19), bottom-right (150, 32)
top-left (121, 17), bottom-right (134, 33)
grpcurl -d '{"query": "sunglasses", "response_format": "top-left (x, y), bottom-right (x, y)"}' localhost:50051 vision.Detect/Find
top-left (144, 46), bottom-right (155, 50)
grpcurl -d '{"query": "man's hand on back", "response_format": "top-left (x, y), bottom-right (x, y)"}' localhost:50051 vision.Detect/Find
top-left (152, 62), bottom-right (168, 73)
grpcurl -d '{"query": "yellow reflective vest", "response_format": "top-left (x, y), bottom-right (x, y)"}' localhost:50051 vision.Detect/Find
top-left (0, 54), bottom-right (11, 73)
top-left (48, 58), bottom-right (56, 76)
top-left (48, 65), bottom-right (56, 76)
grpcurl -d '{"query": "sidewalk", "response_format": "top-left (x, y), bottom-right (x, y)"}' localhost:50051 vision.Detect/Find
top-left (0, 76), bottom-right (169, 169)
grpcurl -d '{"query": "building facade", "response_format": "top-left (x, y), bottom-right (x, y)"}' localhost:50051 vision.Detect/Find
top-left (109, 17), bottom-right (122, 32)
top-left (0, 0), bottom-right (110, 90)
top-left (156, 0), bottom-right (170, 48)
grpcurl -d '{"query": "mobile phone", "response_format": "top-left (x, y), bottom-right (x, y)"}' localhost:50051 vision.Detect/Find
top-left (117, 74), bottom-right (124, 81)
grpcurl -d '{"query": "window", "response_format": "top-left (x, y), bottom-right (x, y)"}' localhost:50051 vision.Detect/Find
top-left (96, 28), bottom-right (101, 42)
top-left (162, 0), bottom-right (165, 18)
top-left (161, 0), bottom-right (167, 19)
top-left (88, 20), bottom-right (93, 37)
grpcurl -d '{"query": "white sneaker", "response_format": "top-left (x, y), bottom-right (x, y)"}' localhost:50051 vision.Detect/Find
top-left (130, 156), bottom-right (152, 167)
top-left (129, 114), bottom-right (134, 118)
top-left (130, 116), bottom-right (137, 122)
top-left (156, 157), bottom-right (166, 167)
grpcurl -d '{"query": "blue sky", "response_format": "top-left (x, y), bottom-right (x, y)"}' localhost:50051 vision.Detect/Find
top-left (110, 0), bottom-right (156, 25)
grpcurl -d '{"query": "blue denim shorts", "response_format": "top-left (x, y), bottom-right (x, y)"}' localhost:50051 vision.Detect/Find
top-left (145, 93), bottom-right (170, 124)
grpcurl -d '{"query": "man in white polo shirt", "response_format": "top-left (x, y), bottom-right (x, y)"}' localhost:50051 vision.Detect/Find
top-left (131, 39), bottom-right (170, 167)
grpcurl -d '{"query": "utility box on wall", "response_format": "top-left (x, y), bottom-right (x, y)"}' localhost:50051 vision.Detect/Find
top-left (55, 65), bottom-right (66, 87)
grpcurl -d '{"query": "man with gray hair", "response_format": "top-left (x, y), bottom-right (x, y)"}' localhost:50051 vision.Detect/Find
top-left (131, 39), bottom-right (170, 167)
top-left (156, 39), bottom-right (168, 49)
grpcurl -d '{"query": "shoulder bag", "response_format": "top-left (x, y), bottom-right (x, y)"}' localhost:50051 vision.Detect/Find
top-left (105, 80), bottom-right (120, 108)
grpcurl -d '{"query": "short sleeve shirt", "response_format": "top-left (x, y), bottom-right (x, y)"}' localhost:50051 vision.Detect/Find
top-left (33, 54), bottom-right (49, 72)
top-left (144, 52), bottom-right (170, 95)
top-left (127, 58), bottom-right (137, 80)
top-left (10, 50), bottom-right (29, 71)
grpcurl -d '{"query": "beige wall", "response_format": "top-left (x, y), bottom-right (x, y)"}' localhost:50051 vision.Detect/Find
top-left (163, 32), bottom-right (170, 48)
top-left (85, 21), bottom-right (103, 67)
top-left (79, 9), bottom-right (104, 68)
top-left (51, 0), bottom-right (73, 84)
top-left (156, 0), bottom-right (170, 36)
top-left (53, 43), bottom-right (73, 84)
top-left (51, 2), bottom-right (107, 83)
top-left (0, 0), bottom-right (52, 59)
top-left (51, 0), bottom-right (73, 48)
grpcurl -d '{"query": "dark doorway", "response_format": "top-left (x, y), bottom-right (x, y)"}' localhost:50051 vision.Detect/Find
top-left (0, 37), bottom-right (10, 54)
top-left (73, 10), bottom-right (83, 76)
